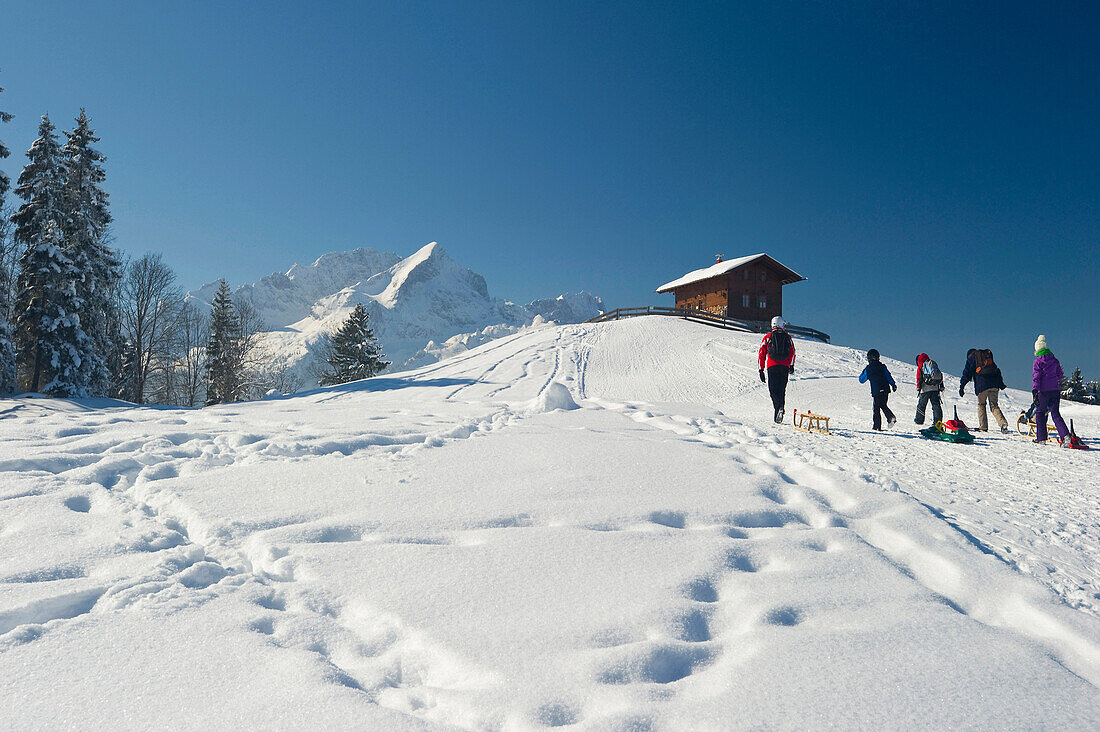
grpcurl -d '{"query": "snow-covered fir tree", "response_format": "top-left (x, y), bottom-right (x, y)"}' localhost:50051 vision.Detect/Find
top-left (204, 279), bottom-right (242, 405)
top-left (317, 304), bottom-right (388, 386)
top-left (1061, 366), bottom-right (1087, 403)
top-left (0, 262), bottom-right (16, 395)
top-left (10, 115), bottom-right (76, 393)
top-left (34, 220), bottom-right (90, 397)
top-left (0, 72), bottom-right (15, 394)
top-left (60, 109), bottom-right (118, 395)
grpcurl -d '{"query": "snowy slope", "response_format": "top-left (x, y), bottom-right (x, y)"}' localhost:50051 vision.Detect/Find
top-left (187, 242), bottom-right (603, 382)
top-left (2, 316), bottom-right (1099, 729)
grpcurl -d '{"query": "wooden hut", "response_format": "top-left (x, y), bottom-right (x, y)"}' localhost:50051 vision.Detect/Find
top-left (656, 254), bottom-right (805, 323)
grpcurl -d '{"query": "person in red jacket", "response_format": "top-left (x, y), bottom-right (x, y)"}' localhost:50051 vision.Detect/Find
top-left (758, 316), bottom-right (796, 424)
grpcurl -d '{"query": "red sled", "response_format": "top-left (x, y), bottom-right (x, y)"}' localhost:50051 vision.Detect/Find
top-left (1065, 420), bottom-right (1090, 450)
top-left (941, 406), bottom-right (969, 434)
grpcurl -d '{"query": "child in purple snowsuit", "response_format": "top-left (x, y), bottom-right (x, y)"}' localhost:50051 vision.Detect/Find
top-left (1032, 335), bottom-right (1070, 444)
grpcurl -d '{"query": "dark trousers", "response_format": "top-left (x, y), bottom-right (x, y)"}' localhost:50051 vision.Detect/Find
top-left (915, 391), bottom-right (943, 425)
top-left (1035, 390), bottom-right (1069, 441)
top-left (872, 390), bottom-right (895, 430)
top-left (767, 365), bottom-right (789, 413)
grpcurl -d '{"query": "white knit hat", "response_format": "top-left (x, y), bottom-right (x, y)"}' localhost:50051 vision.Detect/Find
top-left (1035, 334), bottom-right (1048, 352)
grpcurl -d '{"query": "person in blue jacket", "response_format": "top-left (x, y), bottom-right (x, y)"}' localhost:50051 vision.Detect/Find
top-left (859, 349), bottom-right (897, 430)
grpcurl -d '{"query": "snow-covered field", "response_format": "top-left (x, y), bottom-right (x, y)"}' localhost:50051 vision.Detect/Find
top-left (2, 316), bottom-right (1098, 729)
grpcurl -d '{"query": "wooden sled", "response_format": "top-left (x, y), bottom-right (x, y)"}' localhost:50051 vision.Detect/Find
top-left (1016, 413), bottom-right (1058, 442)
top-left (792, 409), bottom-right (830, 435)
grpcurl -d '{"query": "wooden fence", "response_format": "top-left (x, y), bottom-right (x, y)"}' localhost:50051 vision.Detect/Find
top-left (584, 306), bottom-right (830, 343)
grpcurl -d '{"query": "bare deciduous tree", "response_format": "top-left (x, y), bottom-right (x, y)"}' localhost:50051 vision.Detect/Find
top-left (174, 301), bottom-right (208, 407)
top-left (0, 201), bottom-right (18, 322)
top-left (119, 253), bottom-right (182, 403)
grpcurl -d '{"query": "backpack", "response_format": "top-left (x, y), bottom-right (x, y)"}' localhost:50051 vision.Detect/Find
top-left (922, 359), bottom-right (944, 389)
top-left (768, 329), bottom-right (792, 362)
top-left (974, 349), bottom-right (996, 374)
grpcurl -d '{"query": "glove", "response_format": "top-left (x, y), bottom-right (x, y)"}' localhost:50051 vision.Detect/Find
top-left (892, 384), bottom-right (897, 392)
top-left (788, 365), bottom-right (795, 375)
top-left (959, 386), bottom-right (965, 397)
top-left (759, 369), bottom-right (766, 383)
top-left (1032, 389), bottom-right (1038, 401)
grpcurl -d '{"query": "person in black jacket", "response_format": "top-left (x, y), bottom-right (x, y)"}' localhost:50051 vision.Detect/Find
top-left (858, 349), bottom-right (897, 431)
top-left (959, 348), bottom-right (1009, 433)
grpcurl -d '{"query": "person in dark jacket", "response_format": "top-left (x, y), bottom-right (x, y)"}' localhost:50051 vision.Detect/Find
top-left (859, 349), bottom-right (897, 430)
top-left (758, 316), bottom-right (796, 424)
top-left (1032, 335), bottom-right (1070, 445)
top-left (914, 353), bottom-right (944, 425)
top-left (959, 348), bottom-right (1009, 433)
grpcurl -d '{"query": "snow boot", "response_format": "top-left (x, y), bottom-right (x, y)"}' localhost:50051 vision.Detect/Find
top-left (1000, 424), bottom-right (1010, 434)
top-left (887, 416), bottom-right (897, 429)
top-left (774, 408), bottom-right (784, 424)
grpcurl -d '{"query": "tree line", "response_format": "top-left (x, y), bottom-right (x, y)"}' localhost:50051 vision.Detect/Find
top-left (1061, 367), bottom-right (1100, 406)
top-left (0, 72), bottom-right (387, 406)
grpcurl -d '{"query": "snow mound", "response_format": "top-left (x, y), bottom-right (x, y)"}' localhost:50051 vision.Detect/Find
top-left (528, 381), bottom-right (580, 413)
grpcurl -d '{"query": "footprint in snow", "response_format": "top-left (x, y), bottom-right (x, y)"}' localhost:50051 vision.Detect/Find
top-left (63, 495), bottom-right (91, 513)
top-left (761, 606), bottom-right (803, 627)
top-left (648, 510), bottom-right (686, 529)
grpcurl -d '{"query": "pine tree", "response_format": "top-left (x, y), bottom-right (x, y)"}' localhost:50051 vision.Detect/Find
top-left (204, 280), bottom-right (242, 405)
top-left (1087, 380), bottom-right (1100, 405)
top-left (0, 72), bottom-right (15, 394)
top-left (35, 220), bottom-right (89, 397)
top-left (0, 281), bottom-right (15, 395)
top-left (1062, 366), bottom-right (1087, 403)
top-left (11, 116), bottom-right (71, 392)
top-left (318, 304), bottom-right (388, 386)
top-left (60, 109), bottom-right (118, 395)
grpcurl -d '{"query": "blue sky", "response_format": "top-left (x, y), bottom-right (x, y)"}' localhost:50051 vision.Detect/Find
top-left (1, 1), bottom-right (1097, 387)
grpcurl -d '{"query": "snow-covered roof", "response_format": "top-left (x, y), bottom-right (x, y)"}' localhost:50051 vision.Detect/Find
top-left (655, 253), bottom-right (805, 293)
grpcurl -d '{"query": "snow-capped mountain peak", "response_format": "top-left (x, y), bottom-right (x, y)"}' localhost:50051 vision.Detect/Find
top-left (186, 242), bottom-right (603, 380)
top-left (190, 246), bottom-right (402, 329)
top-left (363, 241), bottom-right (488, 310)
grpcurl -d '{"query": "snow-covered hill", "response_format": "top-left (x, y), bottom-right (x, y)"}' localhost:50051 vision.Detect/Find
top-left (187, 242), bottom-right (603, 382)
top-left (2, 317), bottom-right (1099, 728)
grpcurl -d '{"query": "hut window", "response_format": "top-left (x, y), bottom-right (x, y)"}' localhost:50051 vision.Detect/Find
top-left (758, 295), bottom-right (767, 308)
top-left (742, 270), bottom-right (749, 281)
top-left (760, 271), bottom-right (766, 282)
top-left (741, 293), bottom-right (750, 307)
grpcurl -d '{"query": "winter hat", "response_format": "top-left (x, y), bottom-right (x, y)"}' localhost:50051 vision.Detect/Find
top-left (867, 349), bottom-right (880, 362)
top-left (771, 316), bottom-right (786, 330)
top-left (1034, 335), bottom-right (1048, 353)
